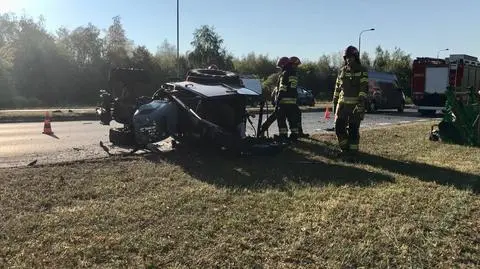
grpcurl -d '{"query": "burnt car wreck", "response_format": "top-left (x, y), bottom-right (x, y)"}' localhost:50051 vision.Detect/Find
top-left (96, 67), bottom-right (284, 156)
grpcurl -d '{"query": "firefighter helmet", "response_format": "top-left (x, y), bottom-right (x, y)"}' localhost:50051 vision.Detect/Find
top-left (289, 56), bottom-right (301, 66)
top-left (208, 64), bottom-right (218, 70)
top-left (343, 46), bottom-right (360, 59)
top-left (276, 56), bottom-right (290, 68)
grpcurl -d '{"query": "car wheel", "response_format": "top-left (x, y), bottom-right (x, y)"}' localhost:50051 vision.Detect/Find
top-left (186, 68), bottom-right (240, 85)
top-left (109, 127), bottom-right (135, 146)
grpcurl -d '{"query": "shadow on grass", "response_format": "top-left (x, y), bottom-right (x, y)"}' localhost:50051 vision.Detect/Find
top-left (294, 139), bottom-right (480, 194)
top-left (370, 110), bottom-right (440, 119)
top-left (144, 142), bottom-right (394, 190)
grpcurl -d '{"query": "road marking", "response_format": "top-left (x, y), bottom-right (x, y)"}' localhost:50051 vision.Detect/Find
top-left (398, 120), bottom-right (411, 124)
top-left (377, 122), bottom-right (392, 126)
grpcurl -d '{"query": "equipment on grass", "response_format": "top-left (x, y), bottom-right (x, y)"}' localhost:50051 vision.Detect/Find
top-left (430, 86), bottom-right (480, 146)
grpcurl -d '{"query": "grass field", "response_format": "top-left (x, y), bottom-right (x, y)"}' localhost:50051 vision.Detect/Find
top-left (1, 122), bottom-right (479, 268)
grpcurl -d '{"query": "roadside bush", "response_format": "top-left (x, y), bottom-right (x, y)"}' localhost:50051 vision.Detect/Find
top-left (11, 96), bottom-right (43, 108)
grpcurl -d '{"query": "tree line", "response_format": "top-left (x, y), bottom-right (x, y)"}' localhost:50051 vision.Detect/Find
top-left (0, 13), bottom-right (413, 108)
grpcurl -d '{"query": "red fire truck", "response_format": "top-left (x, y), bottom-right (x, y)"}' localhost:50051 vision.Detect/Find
top-left (411, 54), bottom-right (480, 115)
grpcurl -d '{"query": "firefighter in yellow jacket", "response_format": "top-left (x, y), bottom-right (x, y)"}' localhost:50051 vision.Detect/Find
top-left (333, 46), bottom-right (368, 153)
top-left (277, 56), bottom-right (301, 141)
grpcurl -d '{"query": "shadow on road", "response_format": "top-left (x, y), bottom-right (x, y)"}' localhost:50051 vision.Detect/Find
top-left (44, 133), bottom-right (59, 139)
top-left (294, 139), bottom-right (479, 194)
top-left (144, 144), bottom-right (394, 191)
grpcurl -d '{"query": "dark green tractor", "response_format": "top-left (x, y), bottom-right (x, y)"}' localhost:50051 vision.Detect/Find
top-left (430, 86), bottom-right (480, 146)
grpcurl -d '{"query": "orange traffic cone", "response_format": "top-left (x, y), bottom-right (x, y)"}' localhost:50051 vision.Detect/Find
top-left (324, 106), bottom-right (331, 119)
top-left (42, 111), bottom-right (54, 135)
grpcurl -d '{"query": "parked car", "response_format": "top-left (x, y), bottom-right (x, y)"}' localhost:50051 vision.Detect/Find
top-left (270, 86), bottom-right (315, 107)
top-left (366, 71), bottom-right (406, 113)
top-left (297, 86), bottom-right (315, 106)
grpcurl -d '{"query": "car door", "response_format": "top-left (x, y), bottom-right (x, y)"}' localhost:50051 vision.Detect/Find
top-left (385, 84), bottom-right (403, 108)
top-left (380, 81), bottom-right (400, 108)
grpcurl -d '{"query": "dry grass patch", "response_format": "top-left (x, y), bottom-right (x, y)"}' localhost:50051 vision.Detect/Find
top-left (1, 122), bottom-right (479, 268)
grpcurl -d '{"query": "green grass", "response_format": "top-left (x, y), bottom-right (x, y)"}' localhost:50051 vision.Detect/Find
top-left (0, 122), bottom-right (479, 268)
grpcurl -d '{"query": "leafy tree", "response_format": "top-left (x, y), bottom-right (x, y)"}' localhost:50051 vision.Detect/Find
top-left (0, 57), bottom-right (14, 107)
top-left (10, 15), bottom-right (71, 106)
top-left (105, 16), bottom-right (131, 67)
top-left (155, 39), bottom-right (184, 79)
top-left (361, 52), bottom-right (372, 68)
top-left (317, 55), bottom-right (334, 74)
top-left (188, 25), bottom-right (233, 70)
top-left (0, 13), bottom-right (19, 48)
top-left (373, 46), bottom-right (390, 72)
top-left (57, 23), bottom-right (103, 67)
top-left (330, 51), bottom-right (344, 69)
top-left (233, 52), bottom-right (276, 79)
top-left (373, 46), bottom-right (412, 92)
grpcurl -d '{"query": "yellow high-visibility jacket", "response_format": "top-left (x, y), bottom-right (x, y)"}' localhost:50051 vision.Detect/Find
top-left (333, 64), bottom-right (369, 105)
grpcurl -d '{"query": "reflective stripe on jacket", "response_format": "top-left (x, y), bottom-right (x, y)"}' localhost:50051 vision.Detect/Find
top-left (277, 66), bottom-right (298, 104)
top-left (333, 64), bottom-right (368, 105)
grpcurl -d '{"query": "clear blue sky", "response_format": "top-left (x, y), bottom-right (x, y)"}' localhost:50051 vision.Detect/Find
top-left (2, 0), bottom-right (479, 62)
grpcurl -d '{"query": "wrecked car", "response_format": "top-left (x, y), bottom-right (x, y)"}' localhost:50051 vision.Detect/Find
top-left (96, 67), bottom-right (283, 155)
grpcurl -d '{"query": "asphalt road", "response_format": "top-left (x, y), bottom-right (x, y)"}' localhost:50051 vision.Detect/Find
top-left (0, 109), bottom-right (438, 168)
top-left (248, 108), bottom-right (437, 135)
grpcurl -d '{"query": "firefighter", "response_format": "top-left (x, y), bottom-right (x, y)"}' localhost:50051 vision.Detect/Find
top-left (332, 45), bottom-right (368, 154)
top-left (277, 56), bottom-right (301, 141)
top-left (272, 56), bottom-right (290, 105)
top-left (257, 57), bottom-right (289, 137)
top-left (290, 56), bottom-right (308, 138)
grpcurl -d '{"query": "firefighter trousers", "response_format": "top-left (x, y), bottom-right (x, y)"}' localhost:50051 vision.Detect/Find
top-left (335, 103), bottom-right (362, 151)
top-left (294, 105), bottom-right (305, 134)
top-left (277, 104), bottom-right (300, 139)
top-left (259, 106), bottom-right (305, 137)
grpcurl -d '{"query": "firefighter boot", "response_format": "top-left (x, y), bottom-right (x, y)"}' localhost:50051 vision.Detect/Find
top-left (289, 132), bottom-right (298, 142)
top-left (298, 128), bottom-right (310, 138)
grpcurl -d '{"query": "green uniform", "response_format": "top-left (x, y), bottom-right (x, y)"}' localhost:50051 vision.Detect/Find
top-left (333, 63), bottom-right (369, 152)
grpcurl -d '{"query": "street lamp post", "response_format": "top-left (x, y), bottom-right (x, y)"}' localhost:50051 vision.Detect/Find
top-left (437, 48), bottom-right (449, 59)
top-left (176, 0), bottom-right (180, 77)
top-left (358, 28), bottom-right (375, 56)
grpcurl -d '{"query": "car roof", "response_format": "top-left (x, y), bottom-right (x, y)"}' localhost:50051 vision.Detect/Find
top-left (368, 71), bottom-right (398, 82)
